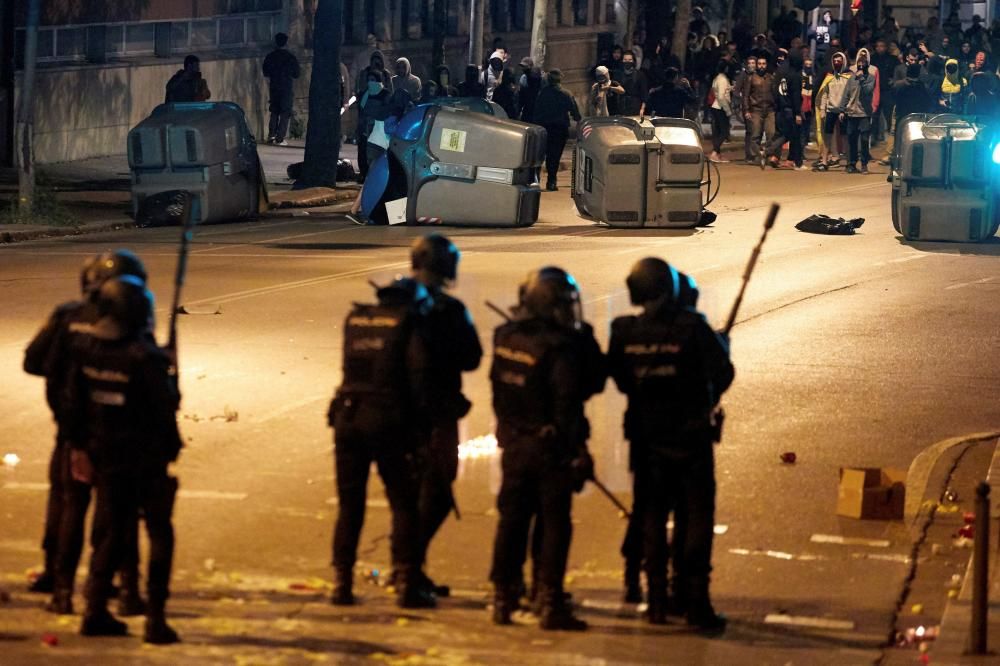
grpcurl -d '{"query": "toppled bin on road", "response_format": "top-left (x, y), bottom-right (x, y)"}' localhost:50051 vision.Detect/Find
top-left (891, 113), bottom-right (1000, 242)
top-left (128, 102), bottom-right (267, 225)
top-left (572, 116), bottom-right (716, 228)
top-left (361, 104), bottom-right (545, 226)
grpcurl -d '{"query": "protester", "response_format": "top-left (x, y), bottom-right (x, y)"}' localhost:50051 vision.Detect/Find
top-left (432, 66), bottom-right (458, 98)
top-left (517, 58), bottom-right (543, 122)
top-left (647, 68), bottom-right (698, 118)
top-left (589, 66), bottom-right (625, 117)
top-left (483, 52), bottom-right (505, 100)
top-left (708, 60), bottom-right (732, 163)
top-left (532, 69), bottom-right (581, 191)
top-left (261, 33), bottom-right (301, 145)
top-left (354, 50), bottom-right (393, 181)
top-left (164, 55), bottom-right (210, 103)
top-left (392, 57), bottom-right (422, 106)
top-left (965, 71), bottom-right (1000, 116)
top-left (742, 55), bottom-right (777, 166)
top-left (871, 40), bottom-right (898, 142)
top-left (940, 58), bottom-right (968, 111)
top-left (773, 54), bottom-right (804, 169)
top-left (492, 68), bottom-right (519, 119)
top-left (843, 56), bottom-right (878, 174)
top-left (616, 51), bottom-right (649, 116)
top-left (814, 51), bottom-right (852, 170)
top-left (458, 64), bottom-right (486, 98)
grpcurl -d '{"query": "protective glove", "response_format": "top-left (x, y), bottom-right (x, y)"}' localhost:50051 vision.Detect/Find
top-left (570, 450), bottom-right (595, 493)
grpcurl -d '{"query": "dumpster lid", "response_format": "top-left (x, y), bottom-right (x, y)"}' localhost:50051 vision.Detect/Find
top-left (361, 153), bottom-right (391, 218)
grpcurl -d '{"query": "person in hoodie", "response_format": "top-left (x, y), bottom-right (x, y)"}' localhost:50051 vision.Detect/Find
top-left (517, 57), bottom-right (543, 122)
top-left (164, 55), bottom-right (210, 103)
top-left (843, 56), bottom-right (878, 174)
top-left (392, 57), bottom-right (423, 106)
top-left (893, 63), bottom-right (933, 130)
top-left (483, 52), bottom-right (505, 101)
top-left (432, 66), bottom-right (458, 99)
top-left (589, 65), bottom-right (625, 117)
top-left (939, 58), bottom-right (968, 111)
top-left (814, 51), bottom-right (852, 170)
top-left (354, 51), bottom-right (393, 181)
top-left (492, 68), bottom-right (519, 119)
top-left (531, 69), bottom-right (582, 191)
top-left (457, 64), bottom-right (486, 98)
top-left (772, 53), bottom-right (804, 169)
top-left (964, 71), bottom-right (1000, 116)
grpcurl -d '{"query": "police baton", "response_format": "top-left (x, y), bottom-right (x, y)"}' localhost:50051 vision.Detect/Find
top-left (723, 202), bottom-right (779, 336)
top-left (590, 475), bottom-right (632, 520)
top-left (485, 300), bottom-right (512, 322)
top-left (167, 191), bottom-right (196, 377)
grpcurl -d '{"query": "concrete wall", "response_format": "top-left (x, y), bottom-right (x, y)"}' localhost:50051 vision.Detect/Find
top-left (17, 32), bottom-right (598, 165)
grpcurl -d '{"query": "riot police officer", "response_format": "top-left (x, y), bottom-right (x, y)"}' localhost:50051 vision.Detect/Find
top-left (608, 258), bottom-right (733, 630)
top-left (62, 275), bottom-right (183, 643)
top-left (489, 267), bottom-right (602, 631)
top-left (410, 235), bottom-right (482, 595)
top-left (23, 251), bottom-right (147, 616)
top-left (328, 278), bottom-right (436, 609)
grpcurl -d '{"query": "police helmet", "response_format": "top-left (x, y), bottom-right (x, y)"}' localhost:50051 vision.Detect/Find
top-left (520, 266), bottom-right (582, 328)
top-left (411, 234), bottom-right (459, 281)
top-left (82, 250), bottom-right (148, 296)
top-left (97, 275), bottom-right (155, 335)
top-left (627, 257), bottom-right (686, 306)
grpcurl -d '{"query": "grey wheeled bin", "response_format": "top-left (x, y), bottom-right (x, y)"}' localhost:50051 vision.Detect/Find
top-left (364, 104), bottom-right (545, 227)
top-left (128, 101), bottom-right (266, 225)
top-left (890, 114), bottom-right (999, 242)
top-left (572, 116), bottom-right (707, 228)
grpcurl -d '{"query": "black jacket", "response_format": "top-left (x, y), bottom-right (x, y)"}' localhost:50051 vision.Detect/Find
top-left (531, 85), bottom-right (582, 126)
top-left (262, 47), bottom-right (301, 98)
top-left (648, 82), bottom-right (698, 118)
top-left (893, 79), bottom-right (933, 122)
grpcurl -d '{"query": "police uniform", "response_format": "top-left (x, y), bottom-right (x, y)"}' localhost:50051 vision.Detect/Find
top-left (608, 265), bottom-right (733, 628)
top-left (328, 279), bottom-right (435, 608)
top-left (24, 254), bottom-right (145, 615)
top-left (61, 277), bottom-right (183, 643)
top-left (417, 289), bottom-right (481, 574)
top-left (489, 267), bottom-right (601, 630)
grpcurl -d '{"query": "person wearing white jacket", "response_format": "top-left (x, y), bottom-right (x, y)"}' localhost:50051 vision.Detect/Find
top-left (708, 61), bottom-right (733, 163)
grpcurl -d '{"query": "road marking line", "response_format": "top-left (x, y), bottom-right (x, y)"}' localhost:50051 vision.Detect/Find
top-left (182, 261), bottom-right (410, 307)
top-left (325, 497), bottom-right (389, 508)
top-left (810, 534), bottom-right (890, 548)
top-left (178, 489), bottom-right (248, 501)
top-left (944, 276), bottom-right (996, 291)
top-left (2, 482), bottom-right (49, 491)
top-left (889, 254), bottom-right (929, 264)
top-left (191, 225), bottom-right (360, 255)
top-left (764, 614), bottom-right (856, 631)
top-left (850, 552), bottom-right (911, 564)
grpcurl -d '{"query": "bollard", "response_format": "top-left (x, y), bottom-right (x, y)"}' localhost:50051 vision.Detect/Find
top-left (970, 481), bottom-right (990, 654)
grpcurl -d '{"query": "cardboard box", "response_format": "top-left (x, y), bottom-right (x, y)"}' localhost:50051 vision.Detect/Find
top-left (837, 467), bottom-right (907, 520)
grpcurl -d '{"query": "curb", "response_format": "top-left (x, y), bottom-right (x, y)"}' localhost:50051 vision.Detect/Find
top-left (0, 220), bottom-right (134, 245)
top-left (905, 433), bottom-right (1000, 525)
top-left (930, 434), bottom-right (1000, 665)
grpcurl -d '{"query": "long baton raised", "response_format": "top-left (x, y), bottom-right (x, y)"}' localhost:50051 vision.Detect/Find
top-left (167, 191), bottom-right (196, 377)
top-left (723, 202), bottom-right (780, 336)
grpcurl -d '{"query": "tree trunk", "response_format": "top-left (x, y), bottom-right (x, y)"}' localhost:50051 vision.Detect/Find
top-left (432, 0), bottom-right (447, 70)
top-left (671, 0), bottom-right (691, 71)
top-left (300, 0), bottom-right (344, 187)
top-left (724, 0), bottom-right (736, 34)
top-left (16, 0), bottom-right (41, 212)
top-left (530, 0), bottom-right (548, 70)
top-left (469, 0), bottom-right (485, 67)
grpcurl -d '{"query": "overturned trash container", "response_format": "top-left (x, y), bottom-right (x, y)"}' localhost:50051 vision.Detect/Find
top-left (361, 104), bottom-right (545, 226)
top-left (572, 116), bottom-right (715, 228)
top-left (891, 113), bottom-right (1000, 242)
top-left (128, 102), bottom-right (267, 225)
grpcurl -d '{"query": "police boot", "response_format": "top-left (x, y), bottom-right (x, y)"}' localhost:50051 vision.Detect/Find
top-left (623, 560), bottom-right (643, 604)
top-left (397, 570), bottom-right (436, 609)
top-left (28, 570), bottom-right (54, 594)
top-left (537, 585), bottom-right (587, 632)
top-left (645, 578), bottom-right (668, 625)
top-left (116, 572), bottom-right (146, 617)
top-left (45, 588), bottom-right (74, 615)
top-left (144, 605), bottom-right (180, 644)
top-left (686, 577), bottom-right (726, 633)
top-left (491, 585), bottom-right (516, 626)
top-left (80, 607), bottom-right (128, 637)
top-left (330, 568), bottom-right (355, 606)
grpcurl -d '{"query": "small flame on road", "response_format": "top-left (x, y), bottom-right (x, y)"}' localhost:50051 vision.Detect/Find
top-left (2, 453), bottom-right (20, 468)
top-left (458, 434), bottom-right (498, 461)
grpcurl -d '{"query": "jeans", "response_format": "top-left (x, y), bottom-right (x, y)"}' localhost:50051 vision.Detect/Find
top-left (748, 110), bottom-right (776, 160)
top-left (541, 123), bottom-right (569, 184)
top-left (268, 111), bottom-right (292, 142)
top-left (847, 116), bottom-right (873, 166)
top-left (710, 108), bottom-right (730, 153)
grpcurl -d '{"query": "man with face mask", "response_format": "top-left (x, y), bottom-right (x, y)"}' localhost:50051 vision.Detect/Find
top-left (940, 58), bottom-right (968, 111)
top-left (589, 65), bottom-right (626, 117)
top-left (616, 50), bottom-right (649, 116)
top-left (814, 51), bottom-right (852, 170)
top-left (354, 51), bottom-right (393, 181)
top-left (843, 53), bottom-right (879, 174)
top-left (517, 57), bottom-right (543, 122)
top-left (741, 55), bottom-right (776, 167)
top-left (392, 57), bottom-right (422, 105)
top-left (970, 51), bottom-right (999, 93)
top-left (433, 65), bottom-right (457, 98)
top-left (482, 51), bottom-right (505, 101)
top-left (771, 54), bottom-right (804, 168)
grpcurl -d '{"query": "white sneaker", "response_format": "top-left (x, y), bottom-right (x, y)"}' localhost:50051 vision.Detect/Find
top-left (277, 140), bottom-right (289, 147)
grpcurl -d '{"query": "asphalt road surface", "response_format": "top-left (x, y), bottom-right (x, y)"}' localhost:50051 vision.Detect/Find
top-left (2, 164), bottom-right (999, 665)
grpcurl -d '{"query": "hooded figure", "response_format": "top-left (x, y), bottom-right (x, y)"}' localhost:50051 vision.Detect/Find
top-left (354, 50), bottom-right (394, 180)
top-left (458, 64), bottom-right (486, 98)
top-left (965, 71), bottom-right (1000, 116)
top-left (814, 51), bottom-right (852, 156)
top-left (433, 65), bottom-right (458, 98)
top-left (940, 58), bottom-right (967, 110)
top-left (589, 65), bottom-right (625, 117)
top-left (482, 51), bottom-right (505, 100)
top-left (392, 57), bottom-right (422, 105)
top-left (517, 57), bottom-right (543, 121)
top-left (356, 49), bottom-right (393, 97)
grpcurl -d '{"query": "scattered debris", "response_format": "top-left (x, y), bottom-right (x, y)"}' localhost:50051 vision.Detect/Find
top-left (911, 603), bottom-right (924, 614)
top-left (780, 452), bottom-right (797, 464)
top-left (795, 214), bottom-right (865, 235)
top-left (944, 488), bottom-right (959, 502)
top-left (204, 558), bottom-right (216, 572)
top-left (209, 406), bottom-right (239, 423)
top-left (40, 633), bottom-right (59, 647)
top-left (896, 625), bottom-right (939, 646)
top-left (177, 304), bottom-right (223, 316)
top-left (458, 434), bottom-right (499, 461)
top-left (2, 453), bottom-right (20, 468)
top-left (810, 534), bottom-right (891, 548)
top-left (764, 614), bottom-right (855, 631)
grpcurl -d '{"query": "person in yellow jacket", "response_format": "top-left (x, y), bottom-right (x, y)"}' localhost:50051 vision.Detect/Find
top-left (940, 58), bottom-right (968, 111)
top-left (813, 52), bottom-right (853, 171)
